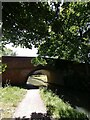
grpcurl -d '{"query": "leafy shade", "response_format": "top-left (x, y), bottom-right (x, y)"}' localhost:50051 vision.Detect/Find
top-left (2, 2), bottom-right (54, 48)
top-left (2, 2), bottom-right (90, 63)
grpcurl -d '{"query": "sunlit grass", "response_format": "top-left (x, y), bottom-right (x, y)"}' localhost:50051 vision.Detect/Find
top-left (40, 87), bottom-right (88, 119)
top-left (0, 86), bottom-right (26, 118)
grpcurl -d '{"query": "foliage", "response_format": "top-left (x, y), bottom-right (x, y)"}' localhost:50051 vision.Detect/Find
top-left (0, 86), bottom-right (26, 118)
top-left (2, 1), bottom-right (90, 63)
top-left (31, 56), bottom-right (47, 66)
top-left (1, 47), bottom-right (17, 56)
top-left (2, 2), bottom-right (53, 47)
top-left (0, 46), bottom-right (17, 57)
top-left (0, 63), bottom-right (7, 74)
top-left (40, 88), bottom-right (88, 119)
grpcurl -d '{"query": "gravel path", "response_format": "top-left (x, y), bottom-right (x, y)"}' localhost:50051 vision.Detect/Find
top-left (13, 89), bottom-right (47, 119)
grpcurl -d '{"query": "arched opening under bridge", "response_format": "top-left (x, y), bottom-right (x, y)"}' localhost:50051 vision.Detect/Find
top-left (26, 69), bottom-right (51, 88)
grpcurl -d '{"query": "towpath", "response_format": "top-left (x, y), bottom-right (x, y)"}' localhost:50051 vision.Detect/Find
top-left (13, 89), bottom-right (47, 119)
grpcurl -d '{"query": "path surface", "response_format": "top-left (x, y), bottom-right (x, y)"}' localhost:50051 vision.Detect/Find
top-left (13, 89), bottom-right (47, 118)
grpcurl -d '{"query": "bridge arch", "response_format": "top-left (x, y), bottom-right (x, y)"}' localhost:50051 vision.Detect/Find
top-left (26, 68), bottom-right (51, 87)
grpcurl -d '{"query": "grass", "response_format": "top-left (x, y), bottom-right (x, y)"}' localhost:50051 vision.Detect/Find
top-left (0, 86), bottom-right (26, 118)
top-left (40, 87), bottom-right (88, 120)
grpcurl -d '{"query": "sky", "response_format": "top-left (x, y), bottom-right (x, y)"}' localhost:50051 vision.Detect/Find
top-left (5, 44), bottom-right (38, 57)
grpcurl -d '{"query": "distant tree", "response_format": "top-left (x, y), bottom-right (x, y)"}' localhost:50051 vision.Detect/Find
top-left (0, 44), bottom-right (17, 57)
top-left (1, 47), bottom-right (17, 56)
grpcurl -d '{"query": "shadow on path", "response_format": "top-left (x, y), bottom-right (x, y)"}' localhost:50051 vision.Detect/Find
top-left (20, 84), bottom-right (39, 90)
top-left (15, 112), bottom-right (53, 120)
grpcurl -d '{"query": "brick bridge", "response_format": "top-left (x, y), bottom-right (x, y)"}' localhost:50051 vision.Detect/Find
top-left (2, 56), bottom-right (90, 91)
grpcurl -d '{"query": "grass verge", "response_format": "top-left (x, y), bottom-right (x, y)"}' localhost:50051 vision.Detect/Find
top-left (40, 87), bottom-right (88, 120)
top-left (0, 86), bottom-right (26, 118)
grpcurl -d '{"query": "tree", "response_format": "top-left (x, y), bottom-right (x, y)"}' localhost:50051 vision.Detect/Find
top-left (1, 47), bottom-right (17, 56)
top-left (0, 43), bottom-right (17, 57)
top-left (2, 1), bottom-right (90, 63)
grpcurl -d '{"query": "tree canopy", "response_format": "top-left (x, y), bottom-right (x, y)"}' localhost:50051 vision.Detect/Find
top-left (2, 1), bottom-right (90, 63)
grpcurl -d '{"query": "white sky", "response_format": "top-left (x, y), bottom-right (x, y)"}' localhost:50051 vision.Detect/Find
top-left (5, 44), bottom-right (38, 57)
